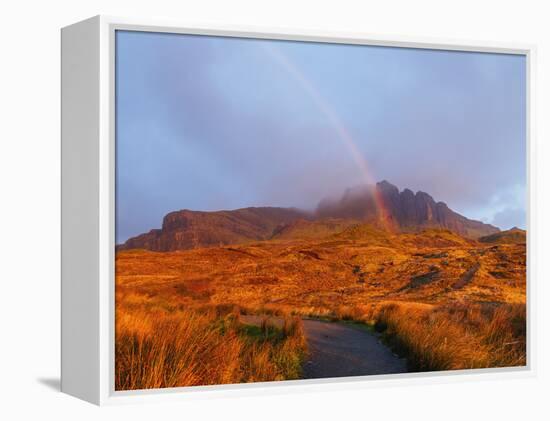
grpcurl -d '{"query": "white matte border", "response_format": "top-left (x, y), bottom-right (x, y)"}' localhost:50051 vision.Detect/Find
top-left (96, 15), bottom-right (536, 405)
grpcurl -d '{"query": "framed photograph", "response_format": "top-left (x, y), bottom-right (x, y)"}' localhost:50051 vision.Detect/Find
top-left (61, 15), bottom-right (533, 405)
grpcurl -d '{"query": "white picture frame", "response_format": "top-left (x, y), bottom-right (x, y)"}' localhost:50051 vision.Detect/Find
top-left (61, 15), bottom-right (536, 406)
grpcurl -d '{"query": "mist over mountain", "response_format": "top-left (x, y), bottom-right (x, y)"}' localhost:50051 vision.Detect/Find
top-left (317, 181), bottom-right (499, 239)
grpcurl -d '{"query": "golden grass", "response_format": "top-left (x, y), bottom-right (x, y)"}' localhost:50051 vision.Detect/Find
top-left (115, 298), bottom-right (307, 390)
top-left (372, 301), bottom-right (526, 371)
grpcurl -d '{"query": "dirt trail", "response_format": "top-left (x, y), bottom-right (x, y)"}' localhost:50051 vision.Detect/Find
top-left (240, 315), bottom-right (407, 379)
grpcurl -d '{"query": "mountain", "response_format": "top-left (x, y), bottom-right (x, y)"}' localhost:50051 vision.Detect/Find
top-left (479, 227), bottom-right (526, 244)
top-left (316, 180), bottom-right (499, 239)
top-left (118, 181), bottom-right (500, 251)
top-left (118, 207), bottom-right (309, 252)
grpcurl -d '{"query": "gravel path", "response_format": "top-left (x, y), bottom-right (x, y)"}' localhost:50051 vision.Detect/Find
top-left (240, 315), bottom-right (407, 379)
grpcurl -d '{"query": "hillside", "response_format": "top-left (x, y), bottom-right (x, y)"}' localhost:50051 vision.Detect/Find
top-left (271, 218), bottom-right (358, 240)
top-left (479, 227), bottom-right (526, 244)
top-left (116, 226), bottom-right (526, 311)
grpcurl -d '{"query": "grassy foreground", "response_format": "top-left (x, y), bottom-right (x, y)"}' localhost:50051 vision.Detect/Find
top-left (115, 298), bottom-right (307, 390)
top-left (328, 301), bottom-right (527, 371)
top-left (374, 301), bottom-right (526, 371)
top-left (273, 299), bottom-right (526, 372)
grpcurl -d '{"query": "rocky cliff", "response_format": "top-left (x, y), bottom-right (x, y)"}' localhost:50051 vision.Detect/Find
top-left (118, 207), bottom-right (309, 251)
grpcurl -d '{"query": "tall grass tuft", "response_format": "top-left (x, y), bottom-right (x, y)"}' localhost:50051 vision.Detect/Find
top-left (115, 302), bottom-right (307, 390)
top-left (373, 301), bottom-right (526, 371)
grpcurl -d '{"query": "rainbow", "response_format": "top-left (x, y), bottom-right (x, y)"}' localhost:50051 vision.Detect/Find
top-left (262, 43), bottom-right (393, 230)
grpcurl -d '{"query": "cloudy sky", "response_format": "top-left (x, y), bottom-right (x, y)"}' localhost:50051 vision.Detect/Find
top-left (115, 30), bottom-right (526, 243)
